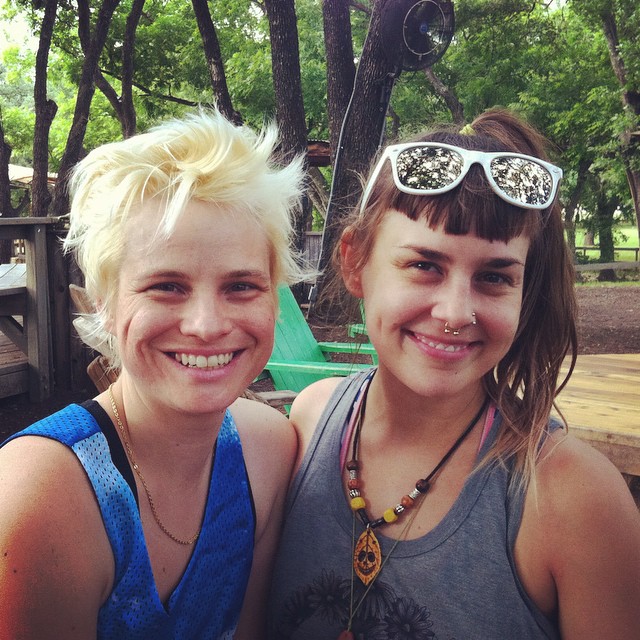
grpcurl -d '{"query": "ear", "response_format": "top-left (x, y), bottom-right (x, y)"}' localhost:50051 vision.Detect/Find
top-left (99, 298), bottom-right (116, 335)
top-left (340, 236), bottom-right (364, 298)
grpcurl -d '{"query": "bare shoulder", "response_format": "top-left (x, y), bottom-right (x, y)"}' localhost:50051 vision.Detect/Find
top-left (522, 429), bottom-right (640, 636)
top-left (535, 429), bottom-right (639, 530)
top-left (289, 376), bottom-right (342, 469)
top-left (230, 396), bottom-right (295, 457)
top-left (0, 435), bottom-right (113, 637)
top-left (229, 398), bottom-right (296, 502)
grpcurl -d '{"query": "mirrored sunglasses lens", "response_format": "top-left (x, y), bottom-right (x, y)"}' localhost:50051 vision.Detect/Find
top-left (490, 157), bottom-right (553, 206)
top-left (396, 147), bottom-right (464, 190)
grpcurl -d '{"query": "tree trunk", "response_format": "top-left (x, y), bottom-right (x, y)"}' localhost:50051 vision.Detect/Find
top-left (316, 0), bottom-right (401, 286)
top-left (50, 0), bottom-right (123, 218)
top-left (191, 0), bottom-right (242, 125)
top-left (119, 0), bottom-right (145, 137)
top-left (600, 9), bottom-right (640, 242)
top-left (307, 166), bottom-right (329, 220)
top-left (31, 0), bottom-right (59, 218)
top-left (76, 0), bottom-right (141, 137)
top-left (623, 162), bottom-right (640, 243)
top-left (593, 185), bottom-right (617, 281)
top-left (263, 0), bottom-right (313, 299)
top-left (564, 158), bottom-right (590, 257)
top-left (322, 0), bottom-right (356, 162)
top-left (0, 123), bottom-right (16, 263)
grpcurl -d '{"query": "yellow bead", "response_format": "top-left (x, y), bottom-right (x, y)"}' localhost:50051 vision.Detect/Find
top-left (383, 508), bottom-right (398, 523)
top-left (350, 496), bottom-right (366, 511)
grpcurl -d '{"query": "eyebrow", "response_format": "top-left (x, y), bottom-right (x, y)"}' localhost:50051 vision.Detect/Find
top-left (144, 268), bottom-right (271, 281)
top-left (401, 246), bottom-right (525, 268)
top-left (225, 269), bottom-right (272, 281)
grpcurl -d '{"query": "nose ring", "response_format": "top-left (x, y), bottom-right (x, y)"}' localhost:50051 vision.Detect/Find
top-left (444, 322), bottom-right (460, 335)
top-left (444, 313), bottom-right (476, 336)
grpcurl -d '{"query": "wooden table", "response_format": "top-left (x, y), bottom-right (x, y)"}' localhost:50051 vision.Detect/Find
top-left (555, 353), bottom-right (640, 476)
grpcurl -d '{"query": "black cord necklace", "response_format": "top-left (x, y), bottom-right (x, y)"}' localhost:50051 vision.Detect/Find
top-left (346, 386), bottom-right (489, 586)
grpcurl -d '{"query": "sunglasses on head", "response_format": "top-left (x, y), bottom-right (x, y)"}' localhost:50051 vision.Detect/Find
top-left (360, 142), bottom-right (563, 214)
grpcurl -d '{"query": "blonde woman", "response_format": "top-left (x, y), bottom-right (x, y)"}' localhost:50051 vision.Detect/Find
top-left (1, 109), bottom-right (304, 639)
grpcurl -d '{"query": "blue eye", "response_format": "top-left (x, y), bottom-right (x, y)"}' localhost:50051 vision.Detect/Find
top-left (151, 282), bottom-right (181, 293)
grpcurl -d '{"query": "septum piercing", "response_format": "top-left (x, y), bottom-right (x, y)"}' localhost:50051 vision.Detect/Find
top-left (444, 313), bottom-right (477, 336)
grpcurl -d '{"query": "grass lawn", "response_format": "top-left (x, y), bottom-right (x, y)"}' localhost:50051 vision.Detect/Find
top-left (574, 225), bottom-right (639, 262)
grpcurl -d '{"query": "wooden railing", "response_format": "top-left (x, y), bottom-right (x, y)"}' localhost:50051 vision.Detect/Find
top-left (575, 246), bottom-right (640, 261)
top-left (0, 218), bottom-right (59, 400)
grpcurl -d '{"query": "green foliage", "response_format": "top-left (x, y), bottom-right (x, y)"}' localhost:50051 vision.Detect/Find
top-left (0, 0), bottom-right (638, 235)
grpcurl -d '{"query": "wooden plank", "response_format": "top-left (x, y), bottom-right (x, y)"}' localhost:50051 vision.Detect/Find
top-left (0, 263), bottom-right (26, 289)
top-left (0, 293), bottom-right (26, 315)
top-left (0, 217), bottom-right (59, 237)
top-left (0, 330), bottom-right (26, 365)
top-left (0, 317), bottom-right (26, 353)
top-left (0, 330), bottom-right (28, 398)
top-left (24, 223), bottom-right (51, 400)
top-left (0, 363), bottom-right (29, 399)
top-left (554, 354), bottom-right (640, 475)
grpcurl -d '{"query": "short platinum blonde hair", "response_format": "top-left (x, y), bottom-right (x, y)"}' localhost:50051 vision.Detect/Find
top-left (64, 108), bottom-right (306, 365)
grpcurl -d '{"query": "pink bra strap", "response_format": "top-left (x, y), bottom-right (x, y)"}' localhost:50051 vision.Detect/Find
top-left (339, 373), bottom-right (374, 469)
top-left (478, 403), bottom-right (497, 452)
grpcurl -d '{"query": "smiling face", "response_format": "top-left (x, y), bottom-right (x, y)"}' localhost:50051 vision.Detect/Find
top-left (106, 199), bottom-right (276, 418)
top-left (342, 210), bottom-right (530, 405)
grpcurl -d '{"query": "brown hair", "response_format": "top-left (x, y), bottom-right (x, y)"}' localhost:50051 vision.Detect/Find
top-left (335, 108), bottom-right (578, 478)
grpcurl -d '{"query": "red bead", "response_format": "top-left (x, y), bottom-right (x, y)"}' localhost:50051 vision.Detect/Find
top-left (401, 495), bottom-right (414, 508)
top-left (338, 632), bottom-right (355, 640)
top-left (346, 460), bottom-right (359, 471)
top-left (347, 478), bottom-right (360, 489)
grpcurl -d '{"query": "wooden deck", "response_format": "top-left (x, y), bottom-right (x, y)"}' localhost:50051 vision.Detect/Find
top-left (555, 353), bottom-right (640, 476)
top-left (0, 263), bottom-right (29, 400)
top-left (0, 325), bottom-right (28, 399)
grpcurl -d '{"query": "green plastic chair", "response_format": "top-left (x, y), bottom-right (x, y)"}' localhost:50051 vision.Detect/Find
top-left (264, 286), bottom-right (377, 393)
top-left (348, 299), bottom-right (368, 339)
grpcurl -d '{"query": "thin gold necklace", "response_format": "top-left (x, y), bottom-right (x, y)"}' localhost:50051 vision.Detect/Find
top-left (107, 384), bottom-right (200, 546)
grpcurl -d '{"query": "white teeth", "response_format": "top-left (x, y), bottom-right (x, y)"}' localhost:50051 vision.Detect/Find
top-left (174, 352), bottom-right (234, 368)
top-left (425, 340), bottom-right (464, 353)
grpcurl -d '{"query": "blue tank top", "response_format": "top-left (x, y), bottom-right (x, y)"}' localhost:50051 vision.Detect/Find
top-left (268, 370), bottom-right (560, 639)
top-left (4, 403), bottom-right (254, 640)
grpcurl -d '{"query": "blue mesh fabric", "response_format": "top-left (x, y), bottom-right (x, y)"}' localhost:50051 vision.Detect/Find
top-left (3, 405), bottom-right (254, 639)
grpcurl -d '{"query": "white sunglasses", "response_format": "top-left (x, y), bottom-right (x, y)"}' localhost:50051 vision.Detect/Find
top-left (360, 142), bottom-right (563, 214)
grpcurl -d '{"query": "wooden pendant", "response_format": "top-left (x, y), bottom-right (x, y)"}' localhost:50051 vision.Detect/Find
top-left (353, 527), bottom-right (382, 585)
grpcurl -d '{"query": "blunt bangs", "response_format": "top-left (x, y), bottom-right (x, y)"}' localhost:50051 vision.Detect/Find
top-left (389, 169), bottom-right (543, 243)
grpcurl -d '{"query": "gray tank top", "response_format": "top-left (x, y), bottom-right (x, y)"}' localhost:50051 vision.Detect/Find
top-left (268, 370), bottom-right (559, 639)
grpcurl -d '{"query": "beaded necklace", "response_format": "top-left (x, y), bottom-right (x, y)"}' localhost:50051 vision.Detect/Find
top-left (339, 380), bottom-right (489, 638)
top-left (346, 382), bottom-right (489, 586)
